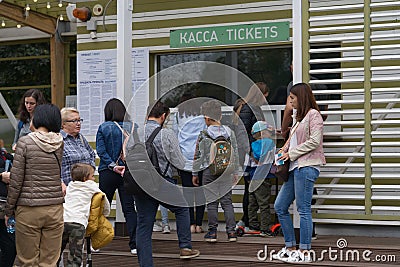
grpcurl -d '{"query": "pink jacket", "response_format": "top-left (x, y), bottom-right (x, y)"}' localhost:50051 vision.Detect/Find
top-left (289, 109), bottom-right (326, 168)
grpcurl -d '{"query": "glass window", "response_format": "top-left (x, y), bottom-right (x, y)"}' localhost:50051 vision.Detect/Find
top-left (157, 47), bottom-right (292, 106)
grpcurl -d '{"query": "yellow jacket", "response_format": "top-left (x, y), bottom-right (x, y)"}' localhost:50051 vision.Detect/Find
top-left (86, 192), bottom-right (114, 250)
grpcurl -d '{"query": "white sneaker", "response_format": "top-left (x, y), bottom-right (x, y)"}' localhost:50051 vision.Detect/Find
top-left (130, 248), bottom-right (137, 255)
top-left (162, 225), bottom-right (171, 234)
top-left (90, 246), bottom-right (100, 252)
top-left (153, 223), bottom-right (162, 232)
top-left (286, 250), bottom-right (312, 263)
top-left (272, 247), bottom-right (291, 261)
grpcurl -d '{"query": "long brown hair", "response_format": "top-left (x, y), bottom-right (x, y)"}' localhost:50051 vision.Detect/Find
top-left (244, 82), bottom-right (269, 106)
top-left (290, 83), bottom-right (320, 121)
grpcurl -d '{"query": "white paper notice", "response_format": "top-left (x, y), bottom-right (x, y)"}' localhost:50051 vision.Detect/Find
top-left (77, 48), bottom-right (149, 137)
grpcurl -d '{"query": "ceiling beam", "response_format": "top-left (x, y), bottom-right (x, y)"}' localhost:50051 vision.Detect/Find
top-left (0, 1), bottom-right (57, 34)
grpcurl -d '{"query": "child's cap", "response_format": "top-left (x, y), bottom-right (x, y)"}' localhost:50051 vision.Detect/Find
top-left (251, 121), bottom-right (274, 135)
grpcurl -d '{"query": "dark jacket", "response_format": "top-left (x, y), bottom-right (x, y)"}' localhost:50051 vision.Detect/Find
top-left (237, 103), bottom-right (265, 153)
top-left (0, 150), bottom-right (13, 198)
top-left (6, 132), bottom-right (64, 216)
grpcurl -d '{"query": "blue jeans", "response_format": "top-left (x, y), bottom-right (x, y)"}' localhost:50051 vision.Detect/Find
top-left (180, 170), bottom-right (205, 226)
top-left (134, 193), bottom-right (192, 267)
top-left (160, 177), bottom-right (177, 226)
top-left (274, 166), bottom-right (319, 250)
top-left (99, 169), bottom-right (137, 250)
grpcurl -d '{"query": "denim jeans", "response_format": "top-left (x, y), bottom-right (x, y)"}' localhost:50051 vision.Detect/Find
top-left (160, 177), bottom-right (177, 226)
top-left (180, 170), bottom-right (205, 226)
top-left (274, 166), bottom-right (319, 250)
top-left (99, 169), bottom-right (137, 250)
top-left (135, 193), bottom-right (192, 267)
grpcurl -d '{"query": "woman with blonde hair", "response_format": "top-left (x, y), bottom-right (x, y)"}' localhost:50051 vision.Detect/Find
top-left (60, 107), bottom-right (96, 195)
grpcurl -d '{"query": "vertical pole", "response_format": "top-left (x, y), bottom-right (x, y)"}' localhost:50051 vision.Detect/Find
top-left (363, 0), bottom-right (372, 215)
top-left (116, 0), bottom-right (133, 224)
top-left (292, 0), bottom-right (310, 231)
top-left (50, 34), bottom-right (65, 108)
top-left (117, 0), bottom-right (133, 105)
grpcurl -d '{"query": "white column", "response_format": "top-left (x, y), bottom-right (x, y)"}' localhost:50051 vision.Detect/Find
top-left (116, 0), bottom-right (133, 223)
top-left (117, 0), bottom-right (133, 105)
top-left (292, 0), bottom-right (303, 84)
top-left (292, 0), bottom-right (302, 229)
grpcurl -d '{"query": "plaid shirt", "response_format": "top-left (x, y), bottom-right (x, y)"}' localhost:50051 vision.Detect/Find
top-left (61, 130), bottom-right (96, 185)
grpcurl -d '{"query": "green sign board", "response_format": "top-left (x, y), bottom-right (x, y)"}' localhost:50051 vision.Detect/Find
top-left (170, 22), bottom-right (290, 48)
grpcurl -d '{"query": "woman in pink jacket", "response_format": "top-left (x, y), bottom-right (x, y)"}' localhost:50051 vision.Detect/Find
top-left (273, 83), bottom-right (326, 263)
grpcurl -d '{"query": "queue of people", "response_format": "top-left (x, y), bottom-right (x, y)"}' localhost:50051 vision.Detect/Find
top-left (2, 81), bottom-right (325, 266)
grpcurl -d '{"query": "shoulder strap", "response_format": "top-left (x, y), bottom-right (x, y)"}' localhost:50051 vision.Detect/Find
top-left (279, 121), bottom-right (300, 153)
top-left (52, 152), bottom-right (61, 171)
top-left (146, 126), bottom-right (162, 144)
top-left (114, 121), bottom-right (129, 138)
top-left (146, 126), bottom-right (170, 177)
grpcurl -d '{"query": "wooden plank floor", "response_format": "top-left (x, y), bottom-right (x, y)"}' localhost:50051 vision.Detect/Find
top-left (68, 232), bottom-right (399, 267)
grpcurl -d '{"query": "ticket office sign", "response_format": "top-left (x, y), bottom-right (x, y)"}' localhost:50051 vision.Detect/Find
top-left (170, 22), bottom-right (290, 48)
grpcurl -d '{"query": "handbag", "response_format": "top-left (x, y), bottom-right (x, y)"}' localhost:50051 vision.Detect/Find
top-left (275, 122), bottom-right (300, 182)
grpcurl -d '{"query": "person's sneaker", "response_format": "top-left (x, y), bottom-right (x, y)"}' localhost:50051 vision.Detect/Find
top-left (90, 245), bottom-right (100, 252)
top-left (204, 230), bottom-right (217, 243)
top-left (130, 248), bottom-right (137, 255)
top-left (235, 220), bottom-right (245, 229)
top-left (153, 223), bottom-right (162, 232)
top-left (227, 232), bottom-right (237, 242)
top-left (180, 248), bottom-right (200, 259)
top-left (162, 224), bottom-right (171, 234)
top-left (312, 234), bottom-right (318, 240)
top-left (272, 247), bottom-right (291, 261)
top-left (286, 250), bottom-right (312, 263)
top-left (260, 230), bottom-right (274, 237)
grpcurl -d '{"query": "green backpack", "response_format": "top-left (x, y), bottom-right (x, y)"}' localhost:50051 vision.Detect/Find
top-left (203, 130), bottom-right (233, 176)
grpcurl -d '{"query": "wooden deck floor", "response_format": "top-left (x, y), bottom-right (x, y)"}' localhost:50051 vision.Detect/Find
top-left (74, 232), bottom-right (400, 266)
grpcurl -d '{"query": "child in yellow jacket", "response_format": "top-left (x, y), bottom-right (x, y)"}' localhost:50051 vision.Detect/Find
top-left (57, 163), bottom-right (110, 266)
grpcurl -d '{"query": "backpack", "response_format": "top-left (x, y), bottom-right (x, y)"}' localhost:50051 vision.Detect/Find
top-left (123, 126), bottom-right (169, 196)
top-left (202, 130), bottom-right (234, 176)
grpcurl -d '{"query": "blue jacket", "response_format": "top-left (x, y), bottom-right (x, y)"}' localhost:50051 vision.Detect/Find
top-left (172, 113), bottom-right (206, 170)
top-left (96, 121), bottom-right (134, 172)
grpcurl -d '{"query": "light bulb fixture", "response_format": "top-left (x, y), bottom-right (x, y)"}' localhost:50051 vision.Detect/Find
top-left (25, 4), bottom-right (30, 11)
top-left (1, 20), bottom-right (5, 27)
top-left (33, 0), bottom-right (37, 2)
top-left (59, 14), bottom-right (64, 21)
top-left (46, 2), bottom-right (51, 9)
top-left (58, 0), bottom-right (63, 8)
top-left (16, 24), bottom-right (22, 28)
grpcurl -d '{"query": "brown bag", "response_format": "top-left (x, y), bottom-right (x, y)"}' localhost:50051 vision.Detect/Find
top-left (275, 122), bottom-right (299, 182)
top-left (275, 159), bottom-right (290, 182)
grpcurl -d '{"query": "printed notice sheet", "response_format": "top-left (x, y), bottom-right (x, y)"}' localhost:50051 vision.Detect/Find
top-left (77, 48), bottom-right (149, 137)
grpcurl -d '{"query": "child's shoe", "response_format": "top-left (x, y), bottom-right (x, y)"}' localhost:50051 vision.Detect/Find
top-left (227, 232), bottom-right (237, 242)
top-left (204, 230), bottom-right (217, 243)
top-left (235, 220), bottom-right (245, 229)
